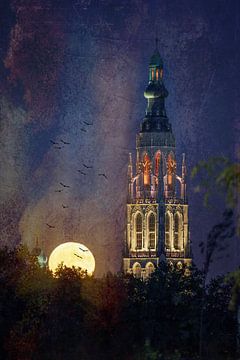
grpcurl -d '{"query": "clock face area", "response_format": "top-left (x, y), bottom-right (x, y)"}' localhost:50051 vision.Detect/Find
top-left (48, 242), bottom-right (95, 275)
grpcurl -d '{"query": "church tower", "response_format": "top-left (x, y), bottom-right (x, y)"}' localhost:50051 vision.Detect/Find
top-left (123, 43), bottom-right (192, 278)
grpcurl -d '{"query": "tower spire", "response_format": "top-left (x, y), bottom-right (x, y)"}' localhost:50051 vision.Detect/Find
top-left (141, 43), bottom-right (171, 133)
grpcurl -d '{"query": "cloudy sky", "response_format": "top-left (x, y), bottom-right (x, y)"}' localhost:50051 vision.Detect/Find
top-left (0, 0), bottom-right (239, 275)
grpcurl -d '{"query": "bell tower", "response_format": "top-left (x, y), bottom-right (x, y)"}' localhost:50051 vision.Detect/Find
top-left (123, 43), bottom-right (191, 278)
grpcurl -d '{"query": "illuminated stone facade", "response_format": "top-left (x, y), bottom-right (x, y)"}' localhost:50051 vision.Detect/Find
top-left (123, 45), bottom-right (192, 278)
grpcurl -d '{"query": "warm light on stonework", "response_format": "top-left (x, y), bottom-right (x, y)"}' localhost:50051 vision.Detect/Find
top-left (123, 46), bottom-right (192, 278)
top-left (143, 153), bottom-right (151, 185)
top-left (48, 242), bottom-right (95, 275)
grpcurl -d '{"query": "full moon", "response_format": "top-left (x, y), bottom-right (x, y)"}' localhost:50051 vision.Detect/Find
top-left (48, 242), bottom-right (95, 275)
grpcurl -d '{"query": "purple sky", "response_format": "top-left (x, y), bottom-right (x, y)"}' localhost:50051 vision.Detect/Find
top-left (0, 0), bottom-right (239, 276)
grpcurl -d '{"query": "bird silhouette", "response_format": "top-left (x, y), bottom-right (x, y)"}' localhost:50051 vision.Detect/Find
top-left (60, 139), bottom-right (70, 145)
top-left (83, 163), bottom-right (93, 169)
top-left (83, 121), bottom-right (93, 126)
top-left (50, 140), bottom-right (58, 145)
top-left (46, 223), bottom-right (55, 229)
top-left (74, 253), bottom-right (83, 259)
top-left (80, 128), bottom-right (87, 132)
top-left (54, 146), bottom-right (62, 150)
top-left (79, 247), bottom-right (88, 252)
top-left (55, 189), bottom-right (63, 193)
top-left (78, 170), bottom-right (86, 175)
top-left (98, 173), bottom-right (108, 180)
top-left (62, 204), bottom-right (69, 209)
top-left (60, 182), bottom-right (70, 188)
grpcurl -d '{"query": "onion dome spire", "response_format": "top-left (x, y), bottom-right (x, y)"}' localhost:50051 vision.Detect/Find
top-left (141, 40), bottom-right (172, 133)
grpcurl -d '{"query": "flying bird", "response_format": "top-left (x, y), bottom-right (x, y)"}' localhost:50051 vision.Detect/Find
top-left (78, 170), bottom-right (86, 175)
top-left (62, 204), bottom-right (69, 209)
top-left (60, 182), bottom-right (70, 188)
top-left (83, 163), bottom-right (93, 169)
top-left (74, 253), bottom-right (83, 259)
top-left (80, 128), bottom-right (87, 132)
top-left (55, 189), bottom-right (63, 193)
top-left (54, 146), bottom-right (62, 150)
top-left (60, 139), bottom-right (70, 145)
top-left (50, 140), bottom-right (58, 145)
top-left (83, 121), bottom-right (93, 126)
top-left (98, 173), bottom-right (108, 180)
top-left (46, 223), bottom-right (55, 229)
top-left (79, 247), bottom-right (88, 252)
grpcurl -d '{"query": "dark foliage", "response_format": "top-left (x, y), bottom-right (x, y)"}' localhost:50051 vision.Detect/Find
top-left (0, 246), bottom-right (237, 360)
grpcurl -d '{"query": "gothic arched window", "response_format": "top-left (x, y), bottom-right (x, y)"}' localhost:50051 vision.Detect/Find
top-left (174, 213), bottom-right (181, 250)
top-left (155, 151), bottom-right (161, 176)
top-left (177, 261), bottom-right (183, 270)
top-left (148, 213), bottom-right (156, 249)
top-left (167, 153), bottom-right (176, 187)
top-left (136, 213), bottom-right (143, 249)
top-left (143, 154), bottom-right (151, 186)
top-left (165, 212), bottom-right (171, 249)
top-left (146, 262), bottom-right (155, 277)
top-left (156, 69), bottom-right (159, 80)
top-left (133, 262), bottom-right (142, 278)
top-left (151, 69), bottom-right (154, 81)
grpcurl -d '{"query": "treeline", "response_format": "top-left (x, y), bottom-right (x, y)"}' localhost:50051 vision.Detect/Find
top-left (0, 246), bottom-right (238, 360)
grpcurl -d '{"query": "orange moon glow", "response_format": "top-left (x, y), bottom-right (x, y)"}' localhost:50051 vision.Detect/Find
top-left (48, 242), bottom-right (95, 275)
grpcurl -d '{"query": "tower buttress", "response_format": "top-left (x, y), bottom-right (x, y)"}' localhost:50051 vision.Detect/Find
top-left (157, 156), bottom-right (165, 257)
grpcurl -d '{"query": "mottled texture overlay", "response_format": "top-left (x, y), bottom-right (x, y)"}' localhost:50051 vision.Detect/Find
top-left (0, 0), bottom-right (239, 275)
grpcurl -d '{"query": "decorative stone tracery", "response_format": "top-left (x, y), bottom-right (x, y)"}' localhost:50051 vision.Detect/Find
top-left (123, 45), bottom-right (192, 277)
